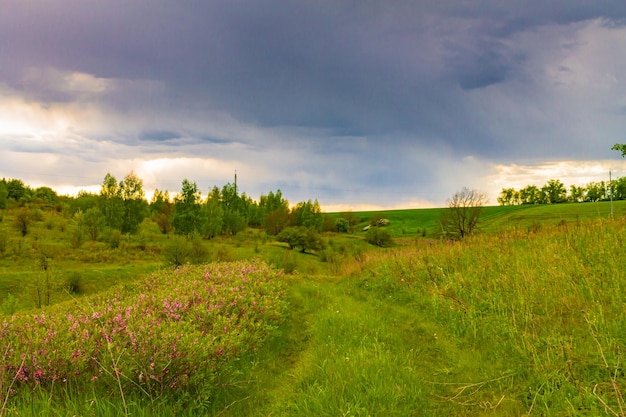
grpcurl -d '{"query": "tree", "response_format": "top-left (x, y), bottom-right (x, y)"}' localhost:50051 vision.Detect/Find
top-left (569, 185), bottom-right (586, 203)
top-left (0, 181), bottom-right (8, 209)
top-left (497, 188), bottom-right (520, 206)
top-left (366, 226), bottom-right (393, 247)
top-left (68, 191), bottom-right (99, 216)
top-left (519, 185), bottom-right (541, 205)
top-left (613, 177), bottom-right (626, 200)
top-left (339, 211), bottom-right (358, 232)
top-left (612, 143), bottom-right (626, 157)
top-left (150, 189), bottom-right (172, 215)
top-left (586, 181), bottom-right (607, 202)
top-left (13, 209), bottom-right (31, 237)
top-left (440, 187), bottom-right (487, 239)
top-left (33, 186), bottom-right (58, 208)
top-left (265, 208), bottom-right (290, 235)
top-left (220, 182), bottom-right (249, 236)
top-left (541, 179), bottom-right (567, 204)
top-left (277, 226), bottom-right (325, 253)
top-left (222, 210), bottom-right (247, 236)
top-left (151, 189), bottom-right (173, 234)
top-left (259, 189), bottom-right (290, 235)
top-left (118, 171), bottom-right (148, 234)
top-left (202, 186), bottom-right (224, 239)
top-left (70, 210), bottom-right (85, 248)
top-left (336, 218), bottom-right (350, 233)
top-left (83, 207), bottom-right (106, 241)
top-left (5, 179), bottom-right (29, 203)
top-left (171, 179), bottom-right (202, 236)
top-left (99, 173), bottom-right (124, 230)
top-left (290, 199), bottom-right (323, 231)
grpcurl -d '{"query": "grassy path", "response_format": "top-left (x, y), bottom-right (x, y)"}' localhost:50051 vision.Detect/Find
top-left (210, 273), bottom-right (486, 417)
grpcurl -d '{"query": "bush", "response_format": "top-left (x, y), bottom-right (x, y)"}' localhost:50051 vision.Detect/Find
top-left (164, 237), bottom-right (191, 267)
top-left (65, 272), bottom-right (84, 295)
top-left (107, 229), bottom-right (123, 249)
top-left (0, 293), bottom-right (19, 315)
top-left (215, 246), bottom-right (233, 262)
top-left (336, 218), bottom-right (350, 233)
top-left (155, 212), bottom-right (172, 234)
top-left (191, 237), bottom-right (210, 263)
top-left (319, 248), bottom-right (338, 264)
top-left (277, 226), bottom-right (325, 253)
top-left (366, 227), bottom-right (393, 247)
top-left (13, 210), bottom-right (31, 237)
top-left (270, 250), bottom-right (298, 274)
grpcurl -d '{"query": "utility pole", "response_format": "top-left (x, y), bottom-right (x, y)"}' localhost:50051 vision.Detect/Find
top-left (234, 170), bottom-right (238, 196)
top-left (610, 169), bottom-right (614, 219)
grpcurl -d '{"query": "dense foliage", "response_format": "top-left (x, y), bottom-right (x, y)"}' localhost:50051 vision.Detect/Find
top-left (0, 175), bottom-right (337, 243)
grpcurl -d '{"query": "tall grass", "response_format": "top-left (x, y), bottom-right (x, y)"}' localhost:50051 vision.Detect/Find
top-left (2, 205), bottom-right (626, 415)
top-left (359, 218), bottom-right (626, 415)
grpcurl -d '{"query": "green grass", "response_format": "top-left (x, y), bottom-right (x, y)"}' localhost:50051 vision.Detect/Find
top-left (2, 202), bottom-right (626, 416)
top-left (343, 200), bottom-right (626, 239)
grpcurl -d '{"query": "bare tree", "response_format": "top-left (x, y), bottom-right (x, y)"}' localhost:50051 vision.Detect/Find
top-left (440, 187), bottom-right (487, 239)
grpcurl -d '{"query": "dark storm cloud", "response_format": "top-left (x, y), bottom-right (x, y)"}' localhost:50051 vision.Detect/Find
top-left (3, 0), bottom-right (624, 138)
top-left (2, 1), bottom-right (626, 207)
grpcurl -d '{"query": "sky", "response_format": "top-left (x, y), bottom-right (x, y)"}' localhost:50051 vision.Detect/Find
top-left (2, 1), bottom-right (626, 211)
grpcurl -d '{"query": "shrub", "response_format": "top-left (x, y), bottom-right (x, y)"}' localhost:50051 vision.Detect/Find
top-left (366, 227), bottom-right (393, 247)
top-left (270, 250), bottom-right (298, 274)
top-left (155, 212), bottom-right (172, 234)
top-left (136, 232), bottom-right (148, 251)
top-left (336, 218), bottom-right (350, 233)
top-left (107, 229), bottom-right (123, 249)
top-left (13, 209), bottom-right (31, 237)
top-left (65, 271), bottom-right (84, 295)
top-left (277, 227), bottom-right (325, 253)
top-left (190, 237), bottom-right (210, 263)
top-left (164, 237), bottom-right (191, 267)
top-left (319, 248), bottom-right (338, 264)
top-left (215, 246), bottom-right (233, 262)
top-left (0, 293), bottom-right (19, 315)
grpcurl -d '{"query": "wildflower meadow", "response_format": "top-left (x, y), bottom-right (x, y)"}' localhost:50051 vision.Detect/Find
top-left (0, 260), bottom-right (285, 411)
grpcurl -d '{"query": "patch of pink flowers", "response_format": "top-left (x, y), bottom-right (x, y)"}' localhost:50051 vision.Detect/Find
top-left (0, 260), bottom-right (285, 396)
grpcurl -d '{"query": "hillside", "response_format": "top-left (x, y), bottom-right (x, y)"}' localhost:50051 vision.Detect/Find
top-left (1, 202), bottom-right (625, 416)
top-left (345, 200), bottom-right (625, 238)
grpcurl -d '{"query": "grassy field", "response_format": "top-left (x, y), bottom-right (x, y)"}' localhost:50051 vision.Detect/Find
top-left (1, 202), bottom-right (625, 416)
top-left (342, 200), bottom-right (625, 238)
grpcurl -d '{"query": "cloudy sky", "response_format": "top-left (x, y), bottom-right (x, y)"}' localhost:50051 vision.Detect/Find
top-left (2, 1), bottom-right (626, 210)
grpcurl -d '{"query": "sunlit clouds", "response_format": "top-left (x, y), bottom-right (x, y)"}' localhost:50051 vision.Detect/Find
top-left (2, 2), bottom-right (626, 209)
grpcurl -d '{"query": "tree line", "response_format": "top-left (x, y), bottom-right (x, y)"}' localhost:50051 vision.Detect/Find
top-left (497, 177), bottom-right (626, 206)
top-left (0, 173), bottom-right (359, 248)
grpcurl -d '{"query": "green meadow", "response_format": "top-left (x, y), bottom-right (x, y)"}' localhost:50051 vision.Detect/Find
top-left (1, 201), bottom-right (626, 416)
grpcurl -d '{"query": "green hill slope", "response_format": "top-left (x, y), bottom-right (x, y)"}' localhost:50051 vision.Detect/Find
top-left (342, 201), bottom-right (625, 238)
